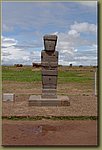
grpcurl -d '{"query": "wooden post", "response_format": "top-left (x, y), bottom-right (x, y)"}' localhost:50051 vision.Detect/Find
top-left (95, 71), bottom-right (97, 96)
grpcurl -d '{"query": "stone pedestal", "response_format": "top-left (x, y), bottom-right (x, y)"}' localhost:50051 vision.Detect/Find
top-left (29, 95), bottom-right (70, 106)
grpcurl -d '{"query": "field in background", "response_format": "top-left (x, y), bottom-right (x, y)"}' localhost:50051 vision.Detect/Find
top-left (2, 65), bottom-right (96, 83)
top-left (2, 65), bottom-right (97, 96)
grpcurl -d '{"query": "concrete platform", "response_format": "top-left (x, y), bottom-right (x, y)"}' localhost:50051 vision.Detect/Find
top-left (28, 95), bottom-right (70, 106)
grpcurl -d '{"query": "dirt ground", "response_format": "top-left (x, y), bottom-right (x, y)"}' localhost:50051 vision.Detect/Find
top-left (2, 120), bottom-right (98, 146)
top-left (2, 94), bottom-right (97, 117)
top-left (2, 81), bottom-right (94, 96)
top-left (2, 81), bottom-right (97, 117)
top-left (2, 78), bottom-right (98, 146)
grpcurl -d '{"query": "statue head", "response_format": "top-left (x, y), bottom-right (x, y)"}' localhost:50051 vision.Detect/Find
top-left (43, 35), bottom-right (57, 51)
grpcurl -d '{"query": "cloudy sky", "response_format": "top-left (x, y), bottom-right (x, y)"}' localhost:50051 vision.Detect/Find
top-left (1, 1), bottom-right (97, 66)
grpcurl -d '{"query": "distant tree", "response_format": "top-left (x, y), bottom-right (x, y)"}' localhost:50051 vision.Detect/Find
top-left (79, 65), bottom-right (83, 67)
top-left (32, 63), bottom-right (41, 68)
top-left (69, 64), bottom-right (72, 67)
top-left (58, 64), bottom-right (62, 67)
top-left (14, 64), bottom-right (23, 67)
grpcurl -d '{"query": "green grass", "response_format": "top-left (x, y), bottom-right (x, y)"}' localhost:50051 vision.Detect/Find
top-left (58, 70), bottom-right (93, 83)
top-left (2, 116), bottom-right (97, 121)
top-left (2, 67), bottom-right (41, 82)
top-left (58, 75), bottom-right (93, 83)
top-left (2, 66), bottom-right (94, 83)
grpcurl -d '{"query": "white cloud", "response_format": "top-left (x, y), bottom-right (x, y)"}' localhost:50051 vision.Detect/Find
top-left (1, 36), bottom-right (41, 65)
top-left (2, 21), bottom-right (97, 66)
top-left (68, 29), bottom-right (80, 37)
top-left (56, 21), bottom-right (97, 52)
top-left (2, 36), bottom-right (17, 47)
top-left (70, 22), bottom-right (97, 33)
top-left (55, 21), bottom-right (97, 66)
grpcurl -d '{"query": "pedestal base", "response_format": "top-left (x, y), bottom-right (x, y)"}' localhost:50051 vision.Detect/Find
top-left (28, 95), bottom-right (70, 106)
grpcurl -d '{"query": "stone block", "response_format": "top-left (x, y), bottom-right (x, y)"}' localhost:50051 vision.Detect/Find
top-left (43, 35), bottom-right (57, 51)
top-left (42, 85), bottom-right (56, 89)
top-left (42, 89), bottom-right (57, 98)
top-left (3, 93), bottom-right (15, 101)
top-left (41, 51), bottom-right (58, 62)
top-left (50, 62), bottom-right (58, 67)
top-left (41, 94), bottom-right (57, 99)
top-left (44, 40), bottom-right (56, 51)
top-left (41, 62), bottom-right (58, 67)
top-left (28, 95), bottom-right (70, 106)
top-left (42, 70), bottom-right (58, 76)
top-left (43, 35), bottom-right (57, 41)
top-left (42, 75), bottom-right (57, 85)
top-left (42, 89), bottom-right (56, 93)
top-left (41, 62), bottom-right (49, 67)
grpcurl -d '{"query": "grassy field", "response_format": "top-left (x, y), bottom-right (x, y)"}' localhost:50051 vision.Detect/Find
top-left (2, 65), bottom-right (95, 84)
top-left (2, 66), bottom-right (97, 120)
top-left (2, 66), bottom-right (41, 82)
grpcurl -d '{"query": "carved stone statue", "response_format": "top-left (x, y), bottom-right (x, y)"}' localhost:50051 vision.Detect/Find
top-left (41, 35), bottom-right (58, 99)
top-left (29, 35), bottom-right (70, 106)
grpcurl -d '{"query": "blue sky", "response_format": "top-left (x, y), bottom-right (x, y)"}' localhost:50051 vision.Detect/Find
top-left (2, 1), bottom-right (97, 66)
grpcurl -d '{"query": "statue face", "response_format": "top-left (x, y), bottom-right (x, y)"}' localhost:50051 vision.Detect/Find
top-left (44, 40), bottom-right (56, 51)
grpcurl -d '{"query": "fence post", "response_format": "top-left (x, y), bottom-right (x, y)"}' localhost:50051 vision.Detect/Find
top-left (95, 71), bottom-right (97, 96)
